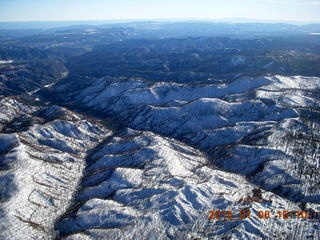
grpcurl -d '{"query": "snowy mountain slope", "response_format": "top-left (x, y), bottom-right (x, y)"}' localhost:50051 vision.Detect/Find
top-left (0, 98), bottom-right (111, 239)
top-left (1, 22), bottom-right (320, 240)
top-left (55, 129), bottom-right (318, 240)
top-left (0, 97), bottom-right (39, 132)
top-left (2, 74), bottom-right (319, 239)
top-left (45, 75), bottom-right (319, 204)
top-left (33, 76), bottom-right (320, 239)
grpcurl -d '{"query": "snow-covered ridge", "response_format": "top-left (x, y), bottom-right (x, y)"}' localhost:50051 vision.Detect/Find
top-left (1, 74), bottom-right (319, 239)
top-left (49, 74), bottom-right (319, 238)
top-left (0, 60), bottom-right (13, 65)
top-left (56, 129), bottom-right (310, 240)
top-left (0, 99), bottom-right (112, 239)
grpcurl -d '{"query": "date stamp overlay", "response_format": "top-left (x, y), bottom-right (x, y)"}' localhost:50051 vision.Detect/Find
top-left (208, 209), bottom-right (320, 221)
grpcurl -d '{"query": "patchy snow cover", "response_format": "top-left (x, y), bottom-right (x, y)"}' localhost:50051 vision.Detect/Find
top-left (1, 75), bottom-right (319, 239)
top-left (52, 75), bottom-right (319, 239)
top-left (231, 55), bottom-right (246, 66)
top-left (56, 129), bottom-right (316, 240)
top-left (0, 102), bottom-right (111, 240)
top-left (0, 60), bottom-right (13, 64)
top-left (0, 97), bottom-right (38, 125)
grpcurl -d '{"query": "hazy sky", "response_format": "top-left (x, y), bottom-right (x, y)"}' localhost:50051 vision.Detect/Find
top-left (0, 0), bottom-right (320, 22)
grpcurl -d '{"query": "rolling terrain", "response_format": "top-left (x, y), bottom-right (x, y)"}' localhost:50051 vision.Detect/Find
top-left (0, 22), bottom-right (319, 239)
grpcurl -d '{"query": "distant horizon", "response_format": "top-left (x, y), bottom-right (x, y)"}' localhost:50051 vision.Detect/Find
top-left (0, 18), bottom-right (320, 30)
top-left (1, 17), bottom-right (320, 23)
top-left (1, 0), bottom-right (320, 24)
